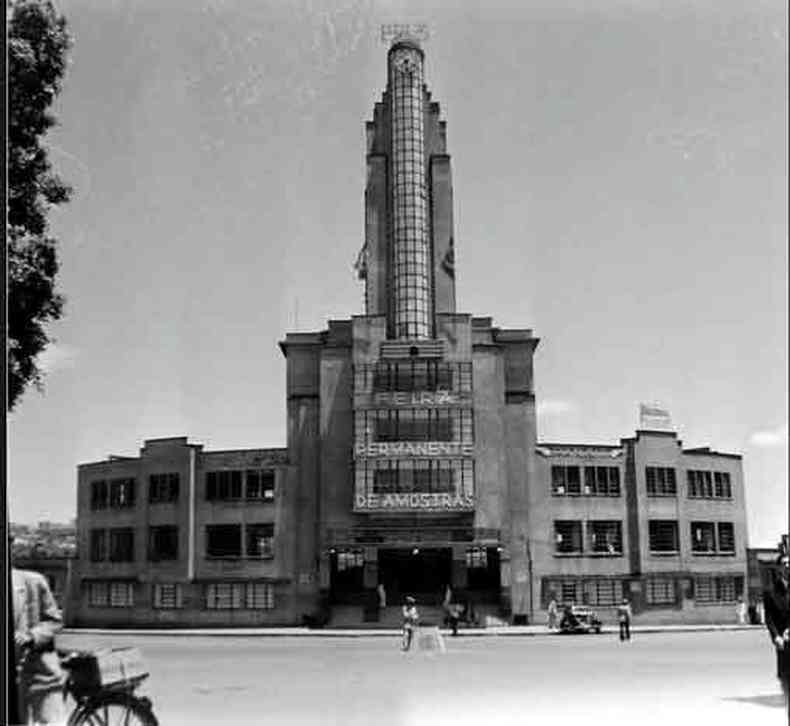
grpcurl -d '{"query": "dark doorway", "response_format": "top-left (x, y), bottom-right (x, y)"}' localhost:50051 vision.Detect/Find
top-left (378, 548), bottom-right (452, 605)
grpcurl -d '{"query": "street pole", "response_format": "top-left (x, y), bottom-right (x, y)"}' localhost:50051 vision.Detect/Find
top-left (526, 540), bottom-right (534, 624)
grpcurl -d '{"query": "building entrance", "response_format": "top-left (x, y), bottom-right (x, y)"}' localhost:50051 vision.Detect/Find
top-left (378, 547), bottom-right (452, 605)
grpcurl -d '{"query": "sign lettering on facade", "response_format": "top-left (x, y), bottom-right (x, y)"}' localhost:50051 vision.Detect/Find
top-left (354, 442), bottom-right (474, 458)
top-left (372, 391), bottom-right (469, 406)
top-left (355, 492), bottom-right (474, 510)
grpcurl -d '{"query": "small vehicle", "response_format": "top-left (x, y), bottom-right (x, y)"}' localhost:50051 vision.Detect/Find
top-left (558, 606), bottom-right (603, 634)
top-left (59, 647), bottom-right (158, 725)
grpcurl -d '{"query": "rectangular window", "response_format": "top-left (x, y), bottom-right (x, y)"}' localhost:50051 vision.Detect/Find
top-left (206, 525), bottom-right (242, 558)
top-left (578, 467), bottom-right (622, 496)
top-left (646, 467), bottom-right (676, 496)
top-left (90, 529), bottom-right (107, 562)
top-left (694, 576), bottom-right (715, 603)
top-left (566, 467), bottom-right (581, 495)
top-left (109, 582), bottom-right (134, 607)
top-left (87, 582), bottom-right (108, 607)
top-left (645, 577), bottom-right (675, 605)
top-left (695, 576), bottom-right (743, 603)
top-left (587, 521), bottom-right (623, 555)
top-left (245, 523), bottom-right (274, 558)
top-left (90, 480), bottom-right (108, 510)
top-left (108, 528), bottom-right (135, 562)
top-left (153, 583), bottom-right (183, 609)
top-left (246, 583), bottom-right (275, 610)
top-left (560, 581), bottom-right (578, 604)
top-left (583, 579), bottom-right (623, 607)
top-left (691, 522), bottom-right (716, 554)
top-left (466, 547), bottom-right (488, 569)
top-left (246, 470), bottom-right (275, 501)
top-left (109, 478), bottom-right (136, 508)
top-left (551, 466), bottom-right (567, 495)
top-left (369, 361), bottom-right (469, 393)
top-left (205, 583), bottom-right (244, 609)
top-left (554, 521), bottom-right (583, 554)
top-left (648, 520), bottom-right (679, 553)
top-left (688, 470), bottom-right (732, 500)
top-left (148, 525), bottom-right (179, 561)
top-left (149, 473), bottom-right (179, 503)
top-left (337, 549), bottom-right (365, 571)
top-left (206, 471), bottom-right (243, 501)
top-left (717, 522), bottom-right (735, 554)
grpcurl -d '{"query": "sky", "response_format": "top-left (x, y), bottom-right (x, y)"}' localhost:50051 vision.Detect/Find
top-left (7, 0), bottom-right (787, 546)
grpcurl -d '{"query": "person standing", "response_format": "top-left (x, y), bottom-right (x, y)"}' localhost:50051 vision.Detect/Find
top-left (447, 602), bottom-right (462, 637)
top-left (617, 598), bottom-right (633, 641)
top-left (756, 597), bottom-right (766, 625)
top-left (547, 597), bottom-right (558, 630)
top-left (401, 596), bottom-right (419, 652)
top-left (736, 596), bottom-right (747, 625)
top-left (763, 549), bottom-right (789, 703)
top-left (12, 564), bottom-right (66, 724)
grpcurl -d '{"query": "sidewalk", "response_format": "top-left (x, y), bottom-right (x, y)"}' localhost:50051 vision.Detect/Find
top-left (62, 623), bottom-right (763, 638)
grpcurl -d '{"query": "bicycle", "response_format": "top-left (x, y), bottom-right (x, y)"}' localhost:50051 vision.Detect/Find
top-left (58, 648), bottom-right (159, 726)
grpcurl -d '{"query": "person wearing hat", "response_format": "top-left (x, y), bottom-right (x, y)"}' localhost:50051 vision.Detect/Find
top-left (11, 535), bottom-right (66, 724)
top-left (401, 596), bottom-right (419, 651)
top-left (763, 540), bottom-right (789, 702)
top-left (617, 597), bottom-right (633, 641)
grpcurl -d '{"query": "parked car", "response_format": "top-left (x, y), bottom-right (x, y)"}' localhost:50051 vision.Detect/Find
top-left (558, 605), bottom-right (602, 634)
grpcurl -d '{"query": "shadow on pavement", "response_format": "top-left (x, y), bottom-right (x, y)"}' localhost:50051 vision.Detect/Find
top-left (723, 693), bottom-right (786, 709)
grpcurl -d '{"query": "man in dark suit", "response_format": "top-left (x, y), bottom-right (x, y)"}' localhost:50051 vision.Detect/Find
top-left (763, 540), bottom-right (789, 703)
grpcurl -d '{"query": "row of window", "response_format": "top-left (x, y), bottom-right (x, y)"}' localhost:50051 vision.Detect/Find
top-left (552, 520), bottom-right (736, 555)
top-left (354, 458), bottom-right (475, 496)
top-left (332, 547), bottom-right (491, 571)
top-left (90, 469), bottom-right (276, 510)
top-left (354, 408), bottom-right (474, 444)
top-left (353, 361), bottom-right (473, 395)
top-left (648, 520), bottom-right (735, 554)
top-left (543, 575), bottom-right (744, 607)
top-left (551, 466), bottom-right (621, 497)
top-left (687, 470), bottom-right (732, 499)
top-left (86, 581), bottom-right (275, 610)
top-left (549, 466), bottom-right (734, 500)
top-left (89, 523), bottom-right (275, 562)
top-left (554, 521), bottom-right (624, 555)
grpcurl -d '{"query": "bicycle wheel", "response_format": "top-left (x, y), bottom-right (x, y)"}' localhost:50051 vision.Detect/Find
top-left (68, 692), bottom-right (158, 726)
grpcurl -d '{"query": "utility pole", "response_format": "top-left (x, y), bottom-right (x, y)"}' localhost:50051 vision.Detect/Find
top-left (526, 539), bottom-right (534, 624)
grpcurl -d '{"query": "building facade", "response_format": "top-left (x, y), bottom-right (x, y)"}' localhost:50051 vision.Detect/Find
top-left (69, 31), bottom-right (748, 628)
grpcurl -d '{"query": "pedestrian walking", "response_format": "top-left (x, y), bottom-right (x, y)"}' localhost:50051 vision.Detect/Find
top-left (547, 597), bottom-right (558, 630)
top-left (12, 562), bottom-right (66, 724)
top-left (617, 598), bottom-right (633, 641)
top-left (401, 596), bottom-right (419, 652)
top-left (756, 597), bottom-right (765, 625)
top-left (763, 544), bottom-right (789, 702)
top-left (736, 596), bottom-right (747, 624)
top-left (377, 583), bottom-right (387, 610)
top-left (447, 602), bottom-right (462, 637)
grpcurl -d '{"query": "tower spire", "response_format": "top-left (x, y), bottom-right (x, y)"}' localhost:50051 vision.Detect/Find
top-left (362, 25), bottom-right (456, 339)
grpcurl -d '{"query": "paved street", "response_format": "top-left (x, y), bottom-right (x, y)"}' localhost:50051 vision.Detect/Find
top-left (59, 629), bottom-right (786, 726)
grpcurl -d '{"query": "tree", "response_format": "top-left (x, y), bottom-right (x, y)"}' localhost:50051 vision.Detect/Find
top-left (7, 0), bottom-right (72, 410)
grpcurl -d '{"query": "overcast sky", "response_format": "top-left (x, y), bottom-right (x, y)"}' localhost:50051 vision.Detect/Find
top-left (8, 0), bottom-right (787, 546)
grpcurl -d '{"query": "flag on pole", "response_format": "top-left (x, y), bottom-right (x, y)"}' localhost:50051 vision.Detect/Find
top-left (354, 244), bottom-right (367, 280)
top-left (441, 237), bottom-right (455, 278)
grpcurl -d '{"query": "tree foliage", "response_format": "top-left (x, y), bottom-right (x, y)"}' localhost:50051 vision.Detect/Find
top-left (7, 0), bottom-right (72, 410)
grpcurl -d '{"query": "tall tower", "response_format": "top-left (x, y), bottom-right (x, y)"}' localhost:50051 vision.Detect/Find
top-left (361, 25), bottom-right (456, 340)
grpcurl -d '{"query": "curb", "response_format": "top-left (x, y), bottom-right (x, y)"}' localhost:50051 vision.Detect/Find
top-left (61, 625), bottom-right (762, 638)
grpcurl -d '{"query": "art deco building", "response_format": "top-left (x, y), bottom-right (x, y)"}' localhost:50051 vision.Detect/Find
top-left (68, 31), bottom-right (748, 628)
